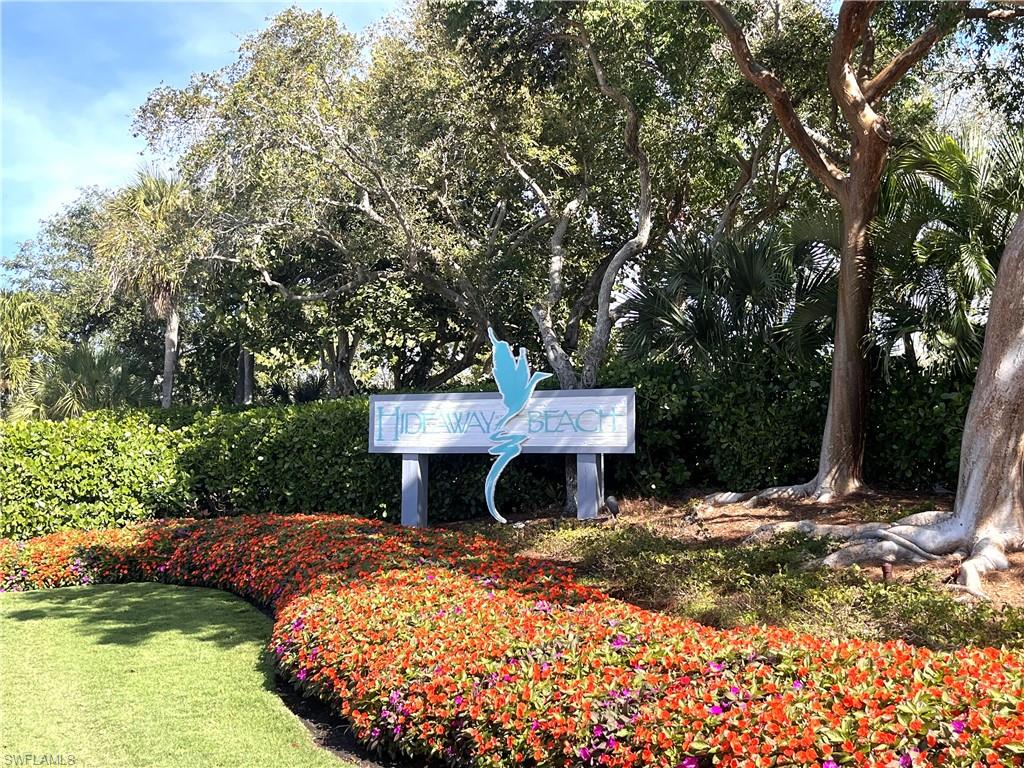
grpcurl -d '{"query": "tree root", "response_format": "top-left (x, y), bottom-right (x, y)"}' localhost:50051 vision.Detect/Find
top-left (705, 476), bottom-right (873, 508)
top-left (706, 479), bottom-right (822, 508)
top-left (745, 511), bottom-right (1014, 601)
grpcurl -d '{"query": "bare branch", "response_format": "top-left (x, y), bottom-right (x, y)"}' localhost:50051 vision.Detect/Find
top-left (711, 120), bottom-right (775, 248)
top-left (861, 11), bottom-right (953, 104)
top-left (490, 120), bottom-right (554, 216)
top-left (828, 1), bottom-right (882, 135)
top-left (572, 21), bottom-right (654, 387)
top-left (544, 180), bottom-right (588, 310)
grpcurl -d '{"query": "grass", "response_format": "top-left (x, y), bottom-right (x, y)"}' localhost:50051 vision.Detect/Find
top-left (479, 519), bottom-right (1024, 650)
top-left (0, 583), bottom-right (347, 768)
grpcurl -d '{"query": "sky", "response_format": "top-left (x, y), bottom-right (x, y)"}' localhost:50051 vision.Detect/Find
top-left (0, 0), bottom-right (398, 287)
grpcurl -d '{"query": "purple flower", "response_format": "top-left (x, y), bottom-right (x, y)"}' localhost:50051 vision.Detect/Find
top-left (297, 668), bottom-right (307, 681)
top-left (708, 704), bottom-right (724, 715)
top-left (708, 661), bottom-right (724, 673)
top-left (454, 696), bottom-right (463, 706)
top-left (951, 719), bottom-right (965, 734)
top-left (593, 725), bottom-right (604, 738)
top-left (530, 720), bottom-right (539, 732)
top-left (792, 679), bottom-right (804, 689)
top-left (823, 761), bottom-right (838, 768)
top-left (899, 754), bottom-right (913, 768)
top-left (579, 747), bottom-right (591, 761)
top-left (610, 634), bottom-right (629, 649)
top-left (680, 758), bottom-right (699, 768)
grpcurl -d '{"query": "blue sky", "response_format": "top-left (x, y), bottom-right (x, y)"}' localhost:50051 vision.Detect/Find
top-left (0, 1), bottom-right (397, 287)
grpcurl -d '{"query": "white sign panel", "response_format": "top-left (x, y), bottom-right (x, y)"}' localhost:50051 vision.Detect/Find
top-left (368, 389), bottom-right (635, 454)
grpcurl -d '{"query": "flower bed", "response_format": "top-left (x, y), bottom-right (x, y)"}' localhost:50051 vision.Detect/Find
top-left (2, 514), bottom-right (1022, 767)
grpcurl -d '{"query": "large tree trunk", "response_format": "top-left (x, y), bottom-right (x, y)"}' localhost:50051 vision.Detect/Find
top-left (323, 329), bottom-right (358, 398)
top-left (944, 211), bottom-right (1024, 589)
top-left (161, 304), bottom-right (179, 409)
top-left (812, 167), bottom-right (880, 499)
top-left (750, 212), bottom-right (1024, 597)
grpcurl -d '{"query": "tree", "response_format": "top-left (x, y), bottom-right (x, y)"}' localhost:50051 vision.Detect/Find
top-left (765, 210), bottom-right (1024, 598)
top-left (95, 170), bottom-right (209, 408)
top-left (704, 0), bottom-right (1024, 503)
top-left (0, 291), bottom-right (55, 417)
top-left (622, 233), bottom-right (816, 364)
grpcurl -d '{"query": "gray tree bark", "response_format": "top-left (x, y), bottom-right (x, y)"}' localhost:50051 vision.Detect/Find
top-left (160, 304), bottom-right (179, 409)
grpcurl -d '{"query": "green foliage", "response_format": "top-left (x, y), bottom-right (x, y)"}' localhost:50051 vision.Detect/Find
top-left (0, 400), bottom-right (562, 539)
top-left (0, 412), bottom-right (188, 539)
top-left (602, 358), bottom-right (704, 495)
top-left (0, 347), bottom-right (980, 540)
top-left (691, 350), bottom-right (830, 490)
top-left (865, 364), bottom-right (974, 489)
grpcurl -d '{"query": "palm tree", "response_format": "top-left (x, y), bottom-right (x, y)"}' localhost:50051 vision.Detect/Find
top-left (95, 170), bottom-right (207, 408)
top-left (870, 130), bottom-right (1024, 372)
top-left (629, 131), bottom-right (1024, 374)
top-left (0, 291), bottom-right (55, 417)
top-left (10, 345), bottom-right (150, 420)
top-left (622, 233), bottom-right (827, 365)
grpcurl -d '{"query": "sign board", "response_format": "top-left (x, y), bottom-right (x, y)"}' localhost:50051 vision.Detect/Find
top-left (368, 390), bottom-right (635, 454)
top-left (368, 328), bottom-right (635, 527)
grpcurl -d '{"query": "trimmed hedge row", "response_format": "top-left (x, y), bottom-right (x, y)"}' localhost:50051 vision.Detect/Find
top-left (0, 358), bottom-right (974, 539)
top-left (2, 515), bottom-right (1022, 767)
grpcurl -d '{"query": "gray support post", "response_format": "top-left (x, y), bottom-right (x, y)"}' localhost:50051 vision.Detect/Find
top-left (401, 453), bottom-right (429, 527)
top-left (576, 453), bottom-right (601, 520)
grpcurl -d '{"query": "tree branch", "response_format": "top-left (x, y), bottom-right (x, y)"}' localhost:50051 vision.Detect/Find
top-left (571, 21), bottom-right (654, 387)
top-left (703, 0), bottom-right (846, 198)
top-left (861, 11), bottom-right (954, 104)
top-left (259, 267), bottom-right (380, 303)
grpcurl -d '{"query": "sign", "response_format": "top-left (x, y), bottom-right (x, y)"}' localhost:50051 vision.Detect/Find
top-left (368, 390), bottom-right (635, 454)
top-left (368, 328), bottom-right (635, 527)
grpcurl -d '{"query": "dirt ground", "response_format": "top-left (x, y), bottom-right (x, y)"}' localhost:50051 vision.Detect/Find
top-left (613, 491), bottom-right (1024, 609)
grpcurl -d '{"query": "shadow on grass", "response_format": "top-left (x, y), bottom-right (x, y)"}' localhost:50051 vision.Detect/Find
top-left (3, 582), bottom-right (267, 650)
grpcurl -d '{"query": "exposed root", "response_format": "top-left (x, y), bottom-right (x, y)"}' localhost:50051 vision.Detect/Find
top-left (705, 477), bottom-right (870, 508)
top-left (746, 511), bottom-right (1014, 601)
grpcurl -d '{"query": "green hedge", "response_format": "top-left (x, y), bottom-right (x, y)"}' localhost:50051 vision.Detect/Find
top-left (178, 399), bottom-right (560, 521)
top-left (0, 412), bottom-right (188, 538)
top-left (0, 357), bottom-right (974, 540)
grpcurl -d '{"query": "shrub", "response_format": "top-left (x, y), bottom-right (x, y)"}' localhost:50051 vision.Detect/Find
top-left (689, 351), bottom-right (831, 490)
top-left (0, 412), bottom-right (189, 539)
top-left (0, 402), bottom-right (562, 539)
top-left (2, 515), bottom-right (1022, 767)
top-left (0, 356), bottom-right (976, 540)
top-left (865, 364), bottom-right (973, 490)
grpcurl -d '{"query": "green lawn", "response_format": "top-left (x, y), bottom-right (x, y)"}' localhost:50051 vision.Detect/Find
top-left (0, 583), bottom-right (347, 768)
